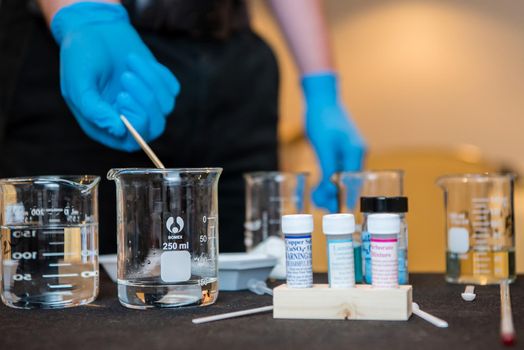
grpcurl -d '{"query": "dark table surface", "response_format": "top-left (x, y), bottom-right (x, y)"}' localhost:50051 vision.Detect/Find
top-left (1, 272), bottom-right (522, 350)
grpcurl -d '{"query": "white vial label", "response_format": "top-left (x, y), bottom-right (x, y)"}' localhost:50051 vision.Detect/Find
top-left (285, 235), bottom-right (313, 288)
top-left (328, 239), bottom-right (355, 288)
top-left (161, 251), bottom-right (191, 282)
top-left (371, 237), bottom-right (398, 288)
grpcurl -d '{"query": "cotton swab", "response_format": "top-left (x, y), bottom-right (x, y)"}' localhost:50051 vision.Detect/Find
top-left (412, 302), bottom-right (449, 328)
top-left (192, 305), bottom-right (274, 325)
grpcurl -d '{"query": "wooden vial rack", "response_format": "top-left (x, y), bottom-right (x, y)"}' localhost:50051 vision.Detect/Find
top-left (273, 284), bottom-right (413, 321)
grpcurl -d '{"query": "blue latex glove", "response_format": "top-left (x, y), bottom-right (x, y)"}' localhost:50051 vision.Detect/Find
top-left (302, 72), bottom-right (366, 213)
top-left (51, 2), bottom-right (180, 151)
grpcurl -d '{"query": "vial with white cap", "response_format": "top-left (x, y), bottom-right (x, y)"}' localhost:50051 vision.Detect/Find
top-left (323, 214), bottom-right (356, 288)
top-left (281, 214), bottom-right (313, 288)
top-left (368, 213), bottom-right (401, 288)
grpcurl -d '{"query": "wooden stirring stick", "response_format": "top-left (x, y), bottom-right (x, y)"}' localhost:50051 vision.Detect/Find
top-left (120, 115), bottom-right (165, 169)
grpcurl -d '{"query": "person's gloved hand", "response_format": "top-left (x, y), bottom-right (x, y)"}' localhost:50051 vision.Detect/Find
top-left (51, 2), bottom-right (180, 151)
top-left (302, 72), bottom-right (366, 213)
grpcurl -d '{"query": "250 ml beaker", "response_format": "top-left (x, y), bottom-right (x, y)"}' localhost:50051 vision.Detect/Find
top-left (436, 173), bottom-right (516, 284)
top-left (332, 170), bottom-right (404, 283)
top-left (244, 172), bottom-right (308, 251)
top-left (108, 168), bottom-right (221, 309)
top-left (0, 175), bottom-right (100, 309)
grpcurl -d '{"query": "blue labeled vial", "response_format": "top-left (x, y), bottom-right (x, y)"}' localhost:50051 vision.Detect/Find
top-left (282, 214), bottom-right (314, 288)
top-left (322, 214), bottom-right (356, 288)
top-left (360, 197), bottom-right (409, 284)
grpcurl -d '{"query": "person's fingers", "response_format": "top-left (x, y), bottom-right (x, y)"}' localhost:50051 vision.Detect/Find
top-left (126, 54), bottom-right (177, 115)
top-left (80, 90), bottom-right (126, 137)
top-left (65, 95), bottom-right (130, 151)
top-left (121, 71), bottom-right (164, 122)
top-left (341, 139), bottom-right (366, 172)
top-left (116, 92), bottom-right (151, 141)
top-left (120, 72), bottom-right (166, 140)
top-left (340, 173), bottom-right (363, 212)
top-left (154, 63), bottom-right (180, 96)
top-left (61, 62), bottom-right (126, 138)
top-left (60, 81), bottom-right (127, 150)
top-left (313, 182), bottom-right (338, 213)
top-left (315, 142), bottom-right (338, 185)
top-left (117, 91), bottom-right (166, 141)
top-left (311, 142), bottom-right (339, 212)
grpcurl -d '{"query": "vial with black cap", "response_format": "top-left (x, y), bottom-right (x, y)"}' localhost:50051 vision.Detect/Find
top-left (360, 196), bottom-right (409, 284)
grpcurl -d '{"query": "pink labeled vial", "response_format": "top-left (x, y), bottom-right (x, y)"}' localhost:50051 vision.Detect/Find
top-left (368, 213), bottom-right (401, 289)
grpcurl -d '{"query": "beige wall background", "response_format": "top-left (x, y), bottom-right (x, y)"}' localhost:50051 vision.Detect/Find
top-left (249, 0), bottom-right (524, 273)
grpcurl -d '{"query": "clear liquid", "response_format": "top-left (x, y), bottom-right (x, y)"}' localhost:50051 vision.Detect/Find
top-left (0, 224), bottom-right (99, 309)
top-left (446, 249), bottom-right (516, 285)
top-left (118, 277), bottom-right (218, 309)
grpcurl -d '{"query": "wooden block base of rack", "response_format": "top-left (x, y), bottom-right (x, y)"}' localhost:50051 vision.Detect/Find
top-left (273, 284), bottom-right (412, 321)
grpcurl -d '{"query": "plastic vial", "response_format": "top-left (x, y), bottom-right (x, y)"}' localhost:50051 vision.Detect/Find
top-left (361, 197), bottom-right (409, 284)
top-left (368, 213), bottom-right (401, 289)
top-left (323, 214), bottom-right (356, 288)
top-left (282, 214), bottom-right (314, 288)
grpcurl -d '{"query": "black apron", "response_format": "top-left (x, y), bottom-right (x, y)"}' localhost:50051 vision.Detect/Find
top-left (0, 0), bottom-right (279, 253)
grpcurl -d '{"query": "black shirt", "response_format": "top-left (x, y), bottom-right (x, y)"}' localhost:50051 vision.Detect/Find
top-left (125, 0), bottom-right (249, 39)
top-left (19, 0), bottom-right (250, 39)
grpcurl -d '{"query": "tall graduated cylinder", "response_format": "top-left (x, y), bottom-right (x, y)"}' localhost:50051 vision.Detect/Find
top-left (436, 173), bottom-right (516, 284)
top-left (108, 168), bottom-right (221, 309)
top-left (0, 176), bottom-right (100, 309)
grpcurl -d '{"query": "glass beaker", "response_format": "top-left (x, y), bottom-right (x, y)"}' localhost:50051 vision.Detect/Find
top-left (436, 173), bottom-right (516, 285)
top-left (243, 172), bottom-right (309, 251)
top-left (108, 168), bottom-right (221, 309)
top-left (0, 175), bottom-right (100, 309)
top-left (332, 170), bottom-right (404, 283)
top-left (332, 170), bottom-right (404, 213)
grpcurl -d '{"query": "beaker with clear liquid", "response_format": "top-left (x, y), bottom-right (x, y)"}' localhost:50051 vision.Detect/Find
top-left (436, 173), bottom-right (516, 285)
top-left (243, 172), bottom-right (309, 251)
top-left (108, 168), bottom-right (221, 309)
top-left (332, 170), bottom-right (404, 283)
top-left (0, 175), bottom-right (100, 309)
